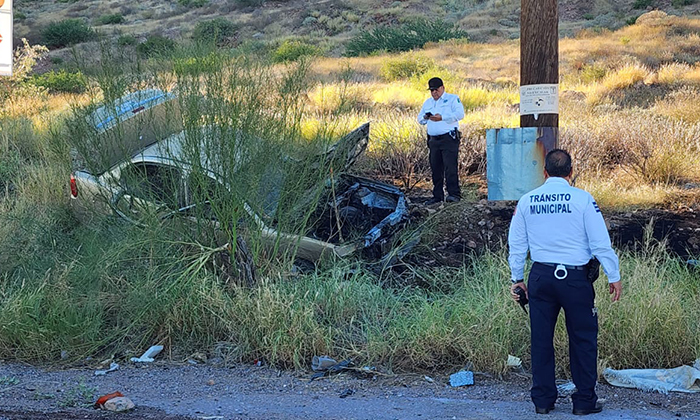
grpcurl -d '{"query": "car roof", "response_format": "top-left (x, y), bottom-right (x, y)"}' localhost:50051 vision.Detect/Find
top-left (90, 89), bottom-right (176, 133)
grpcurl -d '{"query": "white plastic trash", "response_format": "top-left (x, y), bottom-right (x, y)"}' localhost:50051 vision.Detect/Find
top-left (130, 345), bottom-right (164, 363)
top-left (311, 356), bottom-right (337, 371)
top-left (95, 362), bottom-right (120, 376)
top-left (507, 355), bottom-right (522, 368)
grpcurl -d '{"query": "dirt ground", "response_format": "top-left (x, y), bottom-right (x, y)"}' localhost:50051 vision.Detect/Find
top-left (406, 184), bottom-right (700, 268)
top-left (1, 362), bottom-right (700, 420)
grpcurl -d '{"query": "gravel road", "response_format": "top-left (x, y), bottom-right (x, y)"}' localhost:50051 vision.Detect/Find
top-left (1, 362), bottom-right (698, 420)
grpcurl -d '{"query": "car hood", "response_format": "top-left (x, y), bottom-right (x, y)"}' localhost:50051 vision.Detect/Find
top-left (324, 122), bottom-right (369, 173)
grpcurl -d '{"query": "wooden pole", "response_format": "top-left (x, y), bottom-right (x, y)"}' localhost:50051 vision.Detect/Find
top-left (520, 0), bottom-right (558, 128)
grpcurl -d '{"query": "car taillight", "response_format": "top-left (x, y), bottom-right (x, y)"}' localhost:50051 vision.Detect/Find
top-left (70, 174), bottom-right (78, 198)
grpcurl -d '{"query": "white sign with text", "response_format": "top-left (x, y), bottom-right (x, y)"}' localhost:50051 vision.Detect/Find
top-left (0, 0), bottom-right (13, 76)
top-left (519, 84), bottom-right (559, 116)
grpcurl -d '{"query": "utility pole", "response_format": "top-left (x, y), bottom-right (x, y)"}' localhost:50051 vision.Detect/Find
top-left (520, 0), bottom-right (558, 128)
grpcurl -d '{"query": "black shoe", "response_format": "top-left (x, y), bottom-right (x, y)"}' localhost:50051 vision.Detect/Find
top-left (425, 197), bottom-right (443, 205)
top-left (573, 402), bottom-right (603, 415)
top-left (535, 406), bottom-right (554, 414)
top-left (445, 195), bottom-right (461, 203)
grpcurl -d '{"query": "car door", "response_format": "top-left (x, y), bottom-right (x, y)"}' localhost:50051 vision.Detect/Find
top-left (111, 161), bottom-right (186, 224)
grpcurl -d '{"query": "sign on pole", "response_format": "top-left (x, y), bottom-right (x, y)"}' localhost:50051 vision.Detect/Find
top-left (0, 0), bottom-right (13, 76)
top-left (519, 84), bottom-right (559, 120)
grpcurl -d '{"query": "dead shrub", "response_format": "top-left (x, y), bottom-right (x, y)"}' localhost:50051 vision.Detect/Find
top-left (366, 120), bottom-right (429, 191)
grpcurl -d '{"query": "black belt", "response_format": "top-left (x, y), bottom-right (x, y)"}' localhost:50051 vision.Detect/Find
top-left (536, 262), bottom-right (586, 270)
top-left (428, 133), bottom-right (451, 139)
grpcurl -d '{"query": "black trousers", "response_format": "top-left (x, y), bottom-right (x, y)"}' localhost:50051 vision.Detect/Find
top-left (427, 132), bottom-right (460, 199)
top-left (528, 262), bottom-right (598, 411)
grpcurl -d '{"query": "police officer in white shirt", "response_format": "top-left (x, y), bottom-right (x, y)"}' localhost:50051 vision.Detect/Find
top-left (508, 149), bottom-right (622, 416)
top-left (417, 77), bottom-right (465, 205)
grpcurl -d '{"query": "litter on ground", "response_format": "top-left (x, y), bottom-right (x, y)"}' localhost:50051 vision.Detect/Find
top-left (130, 345), bottom-right (164, 363)
top-left (603, 365), bottom-right (700, 394)
top-left (449, 370), bottom-right (474, 387)
top-left (94, 362), bottom-right (119, 376)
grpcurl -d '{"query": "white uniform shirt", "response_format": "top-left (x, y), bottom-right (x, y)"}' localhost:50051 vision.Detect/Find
top-left (508, 177), bottom-right (621, 283)
top-left (417, 92), bottom-right (465, 136)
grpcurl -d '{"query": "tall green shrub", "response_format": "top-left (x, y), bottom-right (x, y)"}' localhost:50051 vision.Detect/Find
top-left (136, 35), bottom-right (177, 58)
top-left (380, 53), bottom-right (434, 81)
top-left (41, 19), bottom-right (94, 49)
top-left (192, 18), bottom-right (238, 47)
top-left (346, 19), bottom-right (467, 56)
top-left (272, 40), bottom-right (318, 63)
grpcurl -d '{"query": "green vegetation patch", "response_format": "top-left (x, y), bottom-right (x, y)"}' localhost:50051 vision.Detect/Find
top-left (178, 0), bottom-right (209, 7)
top-left (633, 0), bottom-right (656, 9)
top-left (41, 19), bottom-right (94, 49)
top-left (346, 19), bottom-right (467, 56)
top-left (97, 13), bottom-right (125, 25)
top-left (117, 35), bottom-right (138, 46)
top-left (273, 40), bottom-right (319, 63)
top-left (136, 35), bottom-right (177, 58)
top-left (31, 70), bottom-right (87, 94)
top-left (672, 0), bottom-right (696, 6)
top-left (380, 53), bottom-right (435, 81)
top-left (192, 18), bottom-right (238, 47)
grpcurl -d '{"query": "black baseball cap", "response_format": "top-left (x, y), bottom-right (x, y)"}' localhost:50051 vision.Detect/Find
top-left (427, 77), bottom-right (443, 90)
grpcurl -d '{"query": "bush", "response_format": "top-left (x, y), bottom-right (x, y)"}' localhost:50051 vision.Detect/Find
top-left (580, 63), bottom-right (607, 83)
top-left (192, 18), bottom-right (237, 47)
top-left (346, 19), bottom-right (467, 56)
top-left (136, 35), bottom-right (177, 58)
top-left (272, 40), bottom-right (318, 63)
top-left (633, 0), bottom-right (655, 9)
top-left (117, 35), bottom-right (138, 46)
top-left (31, 70), bottom-right (87, 93)
top-left (672, 0), bottom-right (695, 5)
top-left (380, 53), bottom-right (434, 81)
top-left (625, 15), bottom-right (640, 26)
top-left (174, 54), bottom-right (223, 76)
top-left (234, 0), bottom-right (264, 7)
top-left (41, 19), bottom-right (94, 49)
top-left (178, 0), bottom-right (208, 7)
top-left (97, 13), bottom-right (125, 25)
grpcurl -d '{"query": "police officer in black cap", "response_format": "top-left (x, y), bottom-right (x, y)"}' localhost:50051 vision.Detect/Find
top-left (508, 149), bottom-right (622, 416)
top-left (417, 77), bottom-right (465, 204)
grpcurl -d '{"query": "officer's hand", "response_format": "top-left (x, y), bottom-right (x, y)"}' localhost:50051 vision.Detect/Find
top-left (510, 282), bottom-right (528, 301)
top-left (609, 281), bottom-right (622, 302)
top-left (429, 114), bottom-right (442, 122)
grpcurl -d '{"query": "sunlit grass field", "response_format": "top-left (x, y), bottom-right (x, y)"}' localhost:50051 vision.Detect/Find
top-left (1, 12), bottom-right (699, 374)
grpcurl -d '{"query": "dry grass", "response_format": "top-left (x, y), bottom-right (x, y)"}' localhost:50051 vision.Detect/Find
top-left (654, 87), bottom-right (700, 123)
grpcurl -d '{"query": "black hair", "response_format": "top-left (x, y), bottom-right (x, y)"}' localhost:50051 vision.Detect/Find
top-left (545, 149), bottom-right (572, 178)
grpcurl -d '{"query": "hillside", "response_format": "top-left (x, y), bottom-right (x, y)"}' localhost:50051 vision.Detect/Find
top-left (11, 0), bottom-right (700, 56)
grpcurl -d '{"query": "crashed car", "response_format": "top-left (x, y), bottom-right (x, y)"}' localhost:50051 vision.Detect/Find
top-left (69, 89), bottom-right (409, 262)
